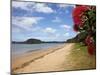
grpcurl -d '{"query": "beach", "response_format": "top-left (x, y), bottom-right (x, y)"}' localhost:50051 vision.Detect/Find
top-left (12, 43), bottom-right (96, 74)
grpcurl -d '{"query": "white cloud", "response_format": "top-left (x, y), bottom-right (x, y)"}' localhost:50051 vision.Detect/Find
top-left (64, 33), bottom-right (70, 36)
top-left (12, 1), bottom-right (34, 10)
top-left (12, 1), bottom-right (55, 14)
top-left (12, 16), bottom-right (43, 26)
top-left (57, 4), bottom-right (75, 14)
top-left (33, 3), bottom-right (54, 13)
top-left (52, 17), bottom-right (61, 23)
top-left (43, 27), bottom-right (56, 33)
top-left (60, 25), bottom-right (71, 29)
top-left (58, 4), bottom-right (68, 8)
top-left (58, 4), bottom-right (75, 8)
top-left (12, 27), bottom-right (21, 33)
top-left (12, 16), bottom-right (43, 31)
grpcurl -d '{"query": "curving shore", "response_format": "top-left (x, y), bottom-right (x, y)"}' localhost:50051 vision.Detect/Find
top-left (12, 43), bottom-right (96, 74)
top-left (12, 43), bottom-right (69, 73)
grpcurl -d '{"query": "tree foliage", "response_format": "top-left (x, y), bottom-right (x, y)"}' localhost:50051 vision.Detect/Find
top-left (72, 5), bottom-right (96, 55)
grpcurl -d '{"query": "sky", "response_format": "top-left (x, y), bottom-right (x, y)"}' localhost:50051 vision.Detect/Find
top-left (12, 1), bottom-right (77, 42)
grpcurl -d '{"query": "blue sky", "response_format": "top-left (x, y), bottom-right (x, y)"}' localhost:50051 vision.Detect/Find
top-left (12, 1), bottom-right (77, 42)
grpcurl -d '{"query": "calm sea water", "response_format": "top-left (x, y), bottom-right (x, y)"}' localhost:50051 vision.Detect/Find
top-left (12, 43), bottom-right (64, 56)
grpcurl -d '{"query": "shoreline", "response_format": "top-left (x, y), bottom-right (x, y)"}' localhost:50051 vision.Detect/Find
top-left (12, 43), bottom-right (65, 58)
top-left (12, 43), bottom-right (96, 74)
top-left (12, 43), bottom-right (67, 73)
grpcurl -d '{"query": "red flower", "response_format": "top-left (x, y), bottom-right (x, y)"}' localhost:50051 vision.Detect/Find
top-left (73, 24), bottom-right (79, 32)
top-left (85, 35), bottom-right (95, 55)
top-left (85, 35), bottom-right (91, 45)
top-left (87, 44), bottom-right (95, 55)
top-left (72, 5), bottom-right (90, 27)
top-left (73, 16), bottom-right (82, 27)
top-left (85, 35), bottom-right (94, 45)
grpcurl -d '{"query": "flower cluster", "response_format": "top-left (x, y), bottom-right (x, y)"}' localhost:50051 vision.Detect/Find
top-left (73, 6), bottom-right (89, 27)
top-left (72, 5), bottom-right (96, 55)
top-left (85, 35), bottom-right (95, 55)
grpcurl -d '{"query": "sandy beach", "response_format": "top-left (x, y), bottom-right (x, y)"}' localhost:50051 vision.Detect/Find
top-left (12, 43), bottom-right (72, 73)
top-left (12, 43), bottom-right (96, 74)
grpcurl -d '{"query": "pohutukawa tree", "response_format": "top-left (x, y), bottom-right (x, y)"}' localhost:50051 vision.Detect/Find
top-left (72, 5), bottom-right (96, 55)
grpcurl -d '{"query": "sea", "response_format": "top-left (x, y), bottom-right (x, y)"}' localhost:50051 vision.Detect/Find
top-left (12, 43), bottom-right (64, 56)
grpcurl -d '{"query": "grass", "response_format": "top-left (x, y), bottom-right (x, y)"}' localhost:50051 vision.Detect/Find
top-left (63, 43), bottom-right (96, 70)
top-left (70, 43), bottom-right (89, 59)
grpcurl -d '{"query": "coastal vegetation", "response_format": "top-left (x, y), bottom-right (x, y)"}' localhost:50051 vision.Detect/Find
top-left (72, 5), bottom-right (96, 55)
top-left (64, 43), bottom-right (96, 70)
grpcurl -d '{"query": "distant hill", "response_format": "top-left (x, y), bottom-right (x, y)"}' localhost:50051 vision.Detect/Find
top-left (12, 32), bottom-right (87, 44)
top-left (12, 38), bottom-right (42, 44)
top-left (26, 38), bottom-right (42, 44)
top-left (12, 38), bottom-right (66, 44)
top-left (66, 32), bottom-right (87, 43)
